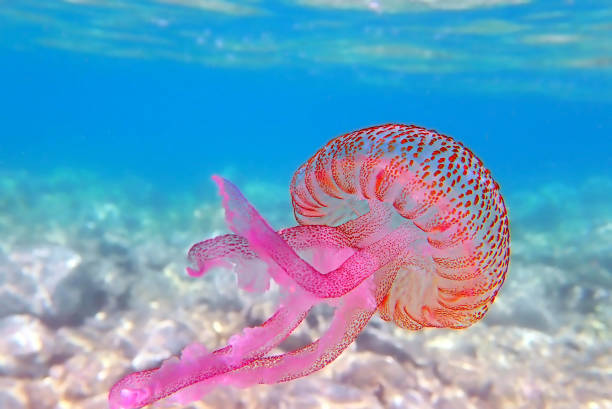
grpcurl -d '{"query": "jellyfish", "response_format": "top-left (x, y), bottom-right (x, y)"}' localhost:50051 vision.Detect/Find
top-left (109, 124), bottom-right (510, 409)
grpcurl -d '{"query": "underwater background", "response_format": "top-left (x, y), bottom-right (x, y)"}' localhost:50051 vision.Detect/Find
top-left (0, 1), bottom-right (611, 408)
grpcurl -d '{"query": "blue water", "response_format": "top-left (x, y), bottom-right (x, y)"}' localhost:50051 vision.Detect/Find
top-left (2, 49), bottom-right (610, 191)
top-left (1, 1), bottom-right (610, 196)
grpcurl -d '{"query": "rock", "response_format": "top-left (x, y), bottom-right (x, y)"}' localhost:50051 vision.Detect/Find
top-left (131, 319), bottom-right (196, 370)
top-left (0, 250), bottom-right (38, 317)
top-left (79, 394), bottom-right (108, 409)
top-left (337, 352), bottom-right (418, 398)
top-left (23, 379), bottom-right (57, 409)
top-left (278, 331), bottom-right (312, 352)
top-left (49, 264), bottom-right (108, 327)
top-left (0, 378), bottom-right (26, 409)
top-left (132, 237), bottom-right (173, 271)
top-left (56, 349), bottom-right (126, 401)
top-left (0, 245), bottom-right (106, 326)
top-left (483, 262), bottom-right (560, 332)
top-left (280, 377), bottom-right (384, 409)
top-left (98, 232), bottom-right (130, 258)
top-left (0, 315), bottom-right (54, 377)
top-left (356, 326), bottom-right (429, 366)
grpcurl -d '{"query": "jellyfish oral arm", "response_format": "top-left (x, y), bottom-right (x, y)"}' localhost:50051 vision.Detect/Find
top-left (210, 176), bottom-right (416, 298)
top-left (109, 177), bottom-right (402, 409)
top-left (108, 288), bottom-right (315, 409)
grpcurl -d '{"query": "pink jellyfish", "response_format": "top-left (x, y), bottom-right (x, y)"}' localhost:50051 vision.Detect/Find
top-left (109, 124), bottom-right (510, 408)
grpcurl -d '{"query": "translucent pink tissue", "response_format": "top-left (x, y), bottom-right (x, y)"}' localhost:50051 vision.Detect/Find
top-left (108, 176), bottom-right (394, 409)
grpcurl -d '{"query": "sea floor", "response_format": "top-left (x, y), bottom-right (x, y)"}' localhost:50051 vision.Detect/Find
top-left (0, 169), bottom-right (610, 409)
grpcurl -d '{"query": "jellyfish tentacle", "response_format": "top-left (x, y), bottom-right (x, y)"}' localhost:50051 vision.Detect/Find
top-left (335, 199), bottom-right (394, 248)
top-left (186, 234), bottom-right (257, 277)
top-left (220, 284), bottom-right (376, 387)
top-left (187, 225), bottom-right (356, 279)
top-left (172, 261), bottom-right (401, 401)
top-left (226, 260), bottom-right (401, 386)
top-left (109, 292), bottom-right (315, 409)
top-left (187, 225), bottom-right (357, 293)
top-left (110, 216), bottom-right (405, 409)
top-left (187, 209), bottom-right (394, 287)
top-left (213, 176), bottom-right (416, 298)
top-left (109, 246), bottom-right (388, 409)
